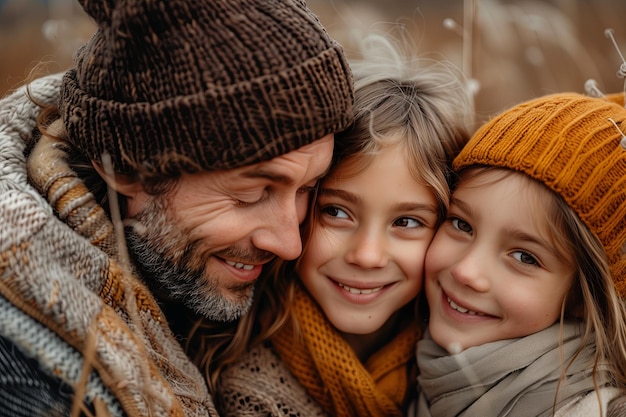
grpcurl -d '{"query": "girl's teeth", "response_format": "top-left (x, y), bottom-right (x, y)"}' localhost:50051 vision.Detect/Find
top-left (447, 297), bottom-right (483, 316)
top-left (225, 260), bottom-right (254, 270)
top-left (338, 282), bottom-right (384, 295)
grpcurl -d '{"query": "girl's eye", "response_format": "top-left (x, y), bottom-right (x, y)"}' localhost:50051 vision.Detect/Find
top-left (394, 217), bottom-right (421, 228)
top-left (322, 206), bottom-right (349, 219)
top-left (451, 217), bottom-right (472, 234)
top-left (511, 251), bottom-right (539, 266)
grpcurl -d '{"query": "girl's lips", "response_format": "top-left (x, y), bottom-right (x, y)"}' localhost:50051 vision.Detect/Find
top-left (337, 281), bottom-right (384, 295)
top-left (447, 297), bottom-right (485, 316)
top-left (441, 290), bottom-right (494, 320)
top-left (331, 277), bottom-right (394, 304)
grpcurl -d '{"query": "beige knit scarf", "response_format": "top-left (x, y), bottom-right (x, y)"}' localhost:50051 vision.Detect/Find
top-left (417, 323), bottom-right (609, 417)
top-left (271, 285), bottom-right (418, 417)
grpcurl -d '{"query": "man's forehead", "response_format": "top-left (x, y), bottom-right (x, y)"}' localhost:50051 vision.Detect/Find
top-left (236, 140), bottom-right (333, 184)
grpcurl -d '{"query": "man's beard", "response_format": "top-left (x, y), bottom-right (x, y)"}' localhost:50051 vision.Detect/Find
top-left (124, 195), bottom-right (255, 322)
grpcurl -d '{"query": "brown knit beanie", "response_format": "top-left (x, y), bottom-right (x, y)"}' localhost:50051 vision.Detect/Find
top-left (59, 0), bottom-right (354, 175)
top-left (454, 92), bottom-right (626, 296)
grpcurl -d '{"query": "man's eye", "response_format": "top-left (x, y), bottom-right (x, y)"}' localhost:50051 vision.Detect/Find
top-left (236, 199), bottom-right (257, 208)
top-left (235, 190), bottom-right (268, 207)
top-left (451, 217), bottom-right (472, 234)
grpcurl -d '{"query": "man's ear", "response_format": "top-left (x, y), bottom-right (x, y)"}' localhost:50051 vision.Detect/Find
top-left (92, 161), bottom-right (144, 198)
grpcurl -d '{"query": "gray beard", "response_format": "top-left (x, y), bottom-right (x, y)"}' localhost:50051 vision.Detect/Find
top-left (123, 197), bottom-right (254, 322)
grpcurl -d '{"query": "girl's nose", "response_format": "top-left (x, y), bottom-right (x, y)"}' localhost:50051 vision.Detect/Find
top-left (344, 229), bottom-right (388, 269)
top-left (450, 248), bottom-right (490, 292)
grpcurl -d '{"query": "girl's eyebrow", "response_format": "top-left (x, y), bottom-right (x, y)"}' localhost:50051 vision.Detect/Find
top-left (506, 229), bottom-right (548, 247)
top-left (393, 201), bottom-right (439, 214)
top-left (505, 229), bottom-right (562, 259)
top-left (450, 196), bottom-right (473, 216)
top-left (320, 187), bottom-right (437, 213)
top-left (318, 187), bottom-right (361, 205)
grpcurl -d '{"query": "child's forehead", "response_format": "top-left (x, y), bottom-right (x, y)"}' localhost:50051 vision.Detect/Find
top-left (458, 167), bottom-right (540, 189)
top-left (327, 143), bottom-right (423, 183)
top-left (326, 151), bottom-right (376, 182)
top-left (455, 168), bottom-right (556, 214)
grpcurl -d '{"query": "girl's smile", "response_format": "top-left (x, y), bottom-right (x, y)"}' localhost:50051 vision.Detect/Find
top-left (299, 142), bottom-right (439, 336)
top-left (331, 277), bottom-right (395, 304)
top-left (444, 293), bottom-right (488, 317)
top-left (425, 169), bottom-right (576, 353)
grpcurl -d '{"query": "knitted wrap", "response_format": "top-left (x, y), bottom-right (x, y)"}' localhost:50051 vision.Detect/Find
top-left (454, 92), bottom-right (626, 297)
top-left (217, 343), bottom-right (329, 416)
top-left (1, 74), bottom-right (217, 416)
top-left (417, 324), bottom-right (613, 417)
top-left (270, 284), bottom-right (418, 417)
top-left (60, 0), bottom-right (354, 175)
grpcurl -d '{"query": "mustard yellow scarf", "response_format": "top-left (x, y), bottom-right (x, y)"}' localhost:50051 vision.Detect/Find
top-left (271, 285), bottom-right (418, 417)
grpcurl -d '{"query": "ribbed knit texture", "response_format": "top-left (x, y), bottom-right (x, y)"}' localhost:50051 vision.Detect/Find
top-left (1, 74), bottom-right (217, 416)
top-left (218, 341), bottom-right (329, 416)
top-left (60, 0), bottom-right (354, 175)
top-left (454, 93), bottom-right (626, 297)
top-left (270, 284), bottom-right (418, 417)
top-left (0, 333), bottom-right (74, 417)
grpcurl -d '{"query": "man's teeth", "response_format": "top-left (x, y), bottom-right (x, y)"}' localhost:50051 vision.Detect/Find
top-left (225, 260), bottom-right (254, 270)
top-left (338, 282), bottom-right (384, 295)
top-left (447, 297), bottom-right (483, 315)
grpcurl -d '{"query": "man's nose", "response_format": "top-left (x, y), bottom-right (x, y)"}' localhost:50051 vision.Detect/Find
top-left (252, 203), bottom-right (303, 261)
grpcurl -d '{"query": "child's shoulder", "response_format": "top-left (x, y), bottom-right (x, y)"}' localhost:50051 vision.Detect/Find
top-left (218, 342), bottom-right (329, 417)
top-left (555, 387), bottom-right (622, 417)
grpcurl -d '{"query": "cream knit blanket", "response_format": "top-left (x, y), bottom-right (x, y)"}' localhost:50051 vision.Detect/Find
top-left (0, 74), bottom-right (217, 416)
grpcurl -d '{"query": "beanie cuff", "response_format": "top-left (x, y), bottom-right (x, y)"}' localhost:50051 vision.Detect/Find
top-left (60, 44), bottom-right (352, 175)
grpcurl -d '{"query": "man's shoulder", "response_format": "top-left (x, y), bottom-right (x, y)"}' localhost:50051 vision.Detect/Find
top-left (0, 73), bottom-right (64, 190)
top-left (0, 73), bottom-right (63, 149)
top-left (0, 72), bottom-right (63, 109)
top-left (0, 333), bottom-right (73, 417)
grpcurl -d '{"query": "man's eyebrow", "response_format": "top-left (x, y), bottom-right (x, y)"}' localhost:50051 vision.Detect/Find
top-left (241, 169), bottom-right (294, 185)
top-left (240, 169), bottom-right (327, 185)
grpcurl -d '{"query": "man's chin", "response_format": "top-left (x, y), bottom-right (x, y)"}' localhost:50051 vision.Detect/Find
top-left (189, 285), bottom-right (255, 322)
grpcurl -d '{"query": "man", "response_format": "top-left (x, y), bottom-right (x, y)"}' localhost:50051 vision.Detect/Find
top-left (0, 0), bottom-right (353, 415)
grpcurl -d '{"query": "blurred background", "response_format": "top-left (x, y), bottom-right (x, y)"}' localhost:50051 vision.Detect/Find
top-left (1, 0), bottom-right (625, 123)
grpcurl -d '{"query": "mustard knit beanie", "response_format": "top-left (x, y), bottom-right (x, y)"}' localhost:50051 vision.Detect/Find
top-left (59, 0), bottom-right (354, 175)
top-left (454, 92), bottom-right (626, 296)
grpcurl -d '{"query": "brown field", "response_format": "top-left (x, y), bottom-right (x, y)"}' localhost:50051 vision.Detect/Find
top-left (2, 0), bottom-right (625, 124)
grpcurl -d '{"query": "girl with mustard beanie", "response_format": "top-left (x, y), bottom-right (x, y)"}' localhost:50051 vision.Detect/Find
top-left (416, 92), bottom-right (626, 416)
top-left (186, 34), bottom-right (475, 417)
